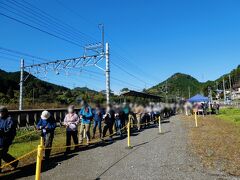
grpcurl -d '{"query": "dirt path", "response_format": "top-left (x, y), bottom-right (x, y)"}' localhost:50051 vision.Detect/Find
top-left (6, 115), bottom-right (239, 180)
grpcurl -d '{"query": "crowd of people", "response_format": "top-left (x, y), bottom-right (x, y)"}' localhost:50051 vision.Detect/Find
top-left (184, 101), bottom-right (220, 116)
top-left (0, 102), bottom-right (176, 172)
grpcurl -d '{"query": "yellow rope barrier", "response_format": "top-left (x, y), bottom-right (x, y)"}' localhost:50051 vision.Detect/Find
top-left (0, 148), bottom-right (37, 169)
top-left (14, 130), bottom-right (38, 140)
top-left (130, 118), bottom-right (159, 126)
top-left (44, 124), bottom-right (128, 150)
top-left (1, 115), bottom-right (161, 173)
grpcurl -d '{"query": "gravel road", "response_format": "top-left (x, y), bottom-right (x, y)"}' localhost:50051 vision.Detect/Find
top-left (17, 115), bottom-right (238, 180)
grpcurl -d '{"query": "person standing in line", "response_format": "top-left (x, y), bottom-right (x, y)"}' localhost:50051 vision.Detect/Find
top-left (79, 102), bottom-right (93, 145)
top-left (122, 102), bottom-right (130, 128)
top-left (37, 110), bottom-right (56, 160)
top-left (134, 104), bottom-right (144, 131)
top-left (102, 104), bottom-right (115, 141)
top-left (63, 105), bottom-right (80, 154)
top-left (0, 106), bottom-right (18, 172)
top-left (92, 103), bottom-right (103, 139)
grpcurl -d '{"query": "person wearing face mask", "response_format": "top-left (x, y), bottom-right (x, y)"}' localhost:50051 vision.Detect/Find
top-left (63, 105), bottom-right (80, 154)
top-left (79, 102), bottom-right (93, 145)
top-left (0, 106), bottom-right (18, 172)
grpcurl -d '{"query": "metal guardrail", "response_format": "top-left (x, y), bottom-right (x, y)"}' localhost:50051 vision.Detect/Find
top-left (9, 108), bottom-right (81, 129)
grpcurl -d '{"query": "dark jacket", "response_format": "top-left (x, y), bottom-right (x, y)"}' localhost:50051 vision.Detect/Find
top-left (0, 116), bottom-right (16, 147)
top-left (37, 117), bottom-right (56, 137)
top-left (104, 109), bottom-right (115, 124)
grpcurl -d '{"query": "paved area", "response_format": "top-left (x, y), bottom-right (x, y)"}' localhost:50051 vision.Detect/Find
top-left (18, 116), bottom-right (238, 180)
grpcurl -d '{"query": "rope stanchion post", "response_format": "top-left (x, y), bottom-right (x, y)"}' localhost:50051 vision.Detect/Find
top-left (35, 137), bottom-right (44, 180)
top-left (194, 110), bottom-right (198, 127)
top-left (158, 116), bottom-right (163, 134)
top-left (126, 116), bottom-right (132, 149)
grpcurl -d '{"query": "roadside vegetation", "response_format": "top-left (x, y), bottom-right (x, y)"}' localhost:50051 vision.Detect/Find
top-left (188, 108), bottom-right (240, 176)
top-left (217, 107), bottom-right (240, 123)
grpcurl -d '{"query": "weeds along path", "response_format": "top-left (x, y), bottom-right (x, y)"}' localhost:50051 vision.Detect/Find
top-left (5, 115), bottom-right (238, 180)
top-left (188, 114), bottom-right (240, 177)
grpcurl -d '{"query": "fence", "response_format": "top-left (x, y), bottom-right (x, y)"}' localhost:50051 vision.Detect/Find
top-left (9, 108), bottom-right (81, 129)
top-left (0, 113), bottom-right (167, 180)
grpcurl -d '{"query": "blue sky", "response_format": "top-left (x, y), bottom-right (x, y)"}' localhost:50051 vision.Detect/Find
top-left (0, 0), bottom-right (240, 93)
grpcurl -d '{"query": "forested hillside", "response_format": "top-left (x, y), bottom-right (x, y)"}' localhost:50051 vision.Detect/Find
top-left (0, 69), bottom-right (105, 109)
top-left (147, 65), bottom-right (240, 99)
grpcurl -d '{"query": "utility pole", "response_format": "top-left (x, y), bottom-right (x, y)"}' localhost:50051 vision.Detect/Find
top-left (188, 86), bottom-right (191, 99)
top-left (19, 25), bottom-right (108, 110)
top-left (19, 59), bottom-right (24, 110)
top-left (105, 42), bottom-right (110, 105)
top-left (229, 74), bottom-right (232, 101)
top-left (165, 81), bottom-right (168, 103)
top-left (208, 86), bottom-right (212, 103)
top-left (32, 88), bottom-right (35, 106)
top-left (223, 78), bottom-right (226, 104)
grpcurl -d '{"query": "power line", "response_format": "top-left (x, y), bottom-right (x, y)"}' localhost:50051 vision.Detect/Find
top-left (82, 69), bottom-right (143, 90)
top-left (22, 0), bottom-right (97, 42)
top-left (0, 46), bottom-right (50, 63)
top-left (0, 11), bottom-right (84, 48)
top-left (6, 0), bottom-right (94, 45)
top-left (0, 51), bottom-right (45, 64)
top-left (0, 2), bottom-right (86, 46)
top-left (17, 0), bottom-right (97, 43)
top-left (52, 0), bottom-right (158, 89)
top-left (111, 49), bottom-right (160, 83)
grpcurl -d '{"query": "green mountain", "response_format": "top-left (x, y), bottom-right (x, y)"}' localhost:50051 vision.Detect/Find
top-left (0, 69), bottom-right (68, 105)
top-left (147, 65), bottom-right (240, 99)
top-left (0, 69), bottom-right (106, 108)
top-left (147, 73), bottom-right (203, 99)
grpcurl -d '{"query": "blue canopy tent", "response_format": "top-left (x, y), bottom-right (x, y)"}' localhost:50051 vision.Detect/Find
top-left (188, 94), bottom-right (209, 103)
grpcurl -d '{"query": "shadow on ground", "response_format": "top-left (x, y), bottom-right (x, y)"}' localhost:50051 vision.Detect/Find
top-left (1, 119), bottom-right (171, 179)
top-left (95, 131), bottom-right (168, 180)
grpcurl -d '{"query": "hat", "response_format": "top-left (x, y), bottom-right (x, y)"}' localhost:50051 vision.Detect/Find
top-left (41, 110), bottom-right (50, 120)
top-left (0, 106), bottom-right (8, 113)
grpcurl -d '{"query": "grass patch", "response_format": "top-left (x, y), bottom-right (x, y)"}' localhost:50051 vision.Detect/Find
top-left (217, 108), bottom-right (240, 123)
top-left (9, 128), bottom-right (66, 158)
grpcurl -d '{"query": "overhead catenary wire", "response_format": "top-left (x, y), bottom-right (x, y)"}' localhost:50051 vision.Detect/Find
top-left (20, 0), bottom-right (97, 43)
top-left (0, 11), bottom-right (85, 48)
top-left (51, 0), bottom-right (160, 89)
top-left (0, 51), bottom-right (45, 64)
top-left (82, 69), bottom-right (143, 90)
top-left (2, 0), bottom-right (92, 46)
top-left (111, 61), bottom-right (149, 86)
top-left (111, 49), bottom-right (160, 84)
top-left (0, 0), bottom-right (158, 92)
top-left (0, 46), bottom-right (49, 62)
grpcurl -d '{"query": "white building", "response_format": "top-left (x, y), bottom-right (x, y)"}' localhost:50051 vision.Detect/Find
top-left (232, 88), bottom-right (240, 100)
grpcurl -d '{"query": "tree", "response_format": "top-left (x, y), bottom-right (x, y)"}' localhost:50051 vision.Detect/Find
top-left (7, 87), bottom-right (14, 98)
top-left (120, 88), bottom-right (129, 92)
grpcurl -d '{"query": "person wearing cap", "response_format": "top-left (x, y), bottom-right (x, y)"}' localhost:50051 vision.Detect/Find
top-left (37, 110), bottom-right (56, 160)
top-left (0, 106), bottom-right (18, 172)
top-left (63, 105), bottom-right (80, 154)
top-left (79, 102), bottom-right (93, 145)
